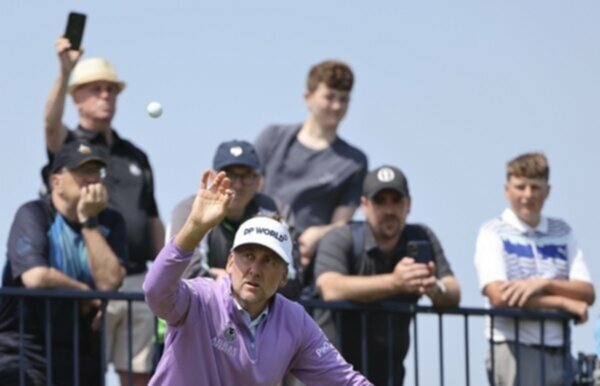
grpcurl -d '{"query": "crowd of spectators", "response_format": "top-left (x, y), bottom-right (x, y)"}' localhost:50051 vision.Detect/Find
top-left (0, 32), bottom-right (595, 386)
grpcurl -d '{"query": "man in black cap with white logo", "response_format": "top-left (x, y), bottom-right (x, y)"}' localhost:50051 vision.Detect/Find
top-left (0, 140), bottom-right (127, 386)
top-left (313, 165), bottom-right (461, 385)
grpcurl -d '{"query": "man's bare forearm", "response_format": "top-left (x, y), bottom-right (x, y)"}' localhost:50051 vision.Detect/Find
top-left (150, 216), bottom-right (166, 257)
top-left (429, 276), bottom-right (461, 307)
top-left (82, 228), bottom-right (125, 291)
top-left (21, 266), bottom-right (89, 291)
top-left (545, 279), bottom-right (595, 305)
top-left (317, 272), bottom-right (399, 303)
top-left (44, 73), bottom-right (69, 154)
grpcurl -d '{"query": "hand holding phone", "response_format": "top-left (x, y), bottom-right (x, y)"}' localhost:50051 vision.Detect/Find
top-left (406, 240), bottom-right (432, 264)
top-left (64, 12), bottom-right (86, 50)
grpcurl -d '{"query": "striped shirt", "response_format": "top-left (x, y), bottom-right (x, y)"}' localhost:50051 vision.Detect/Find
top-left (474, 209), bottom-right (591, 345)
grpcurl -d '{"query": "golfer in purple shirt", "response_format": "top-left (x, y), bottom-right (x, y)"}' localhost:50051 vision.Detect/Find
top-left (144, 171), bottom-right (371, 386)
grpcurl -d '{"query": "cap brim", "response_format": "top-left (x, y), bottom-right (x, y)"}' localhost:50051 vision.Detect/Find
top-left (232, 241), bottom-right (290, 266)
top-left (68, 157), bottom-right (107, 170)
top-left (366, 186), bottom-right (407, 198)
top-left (69, 79), bottom-right (126, 94)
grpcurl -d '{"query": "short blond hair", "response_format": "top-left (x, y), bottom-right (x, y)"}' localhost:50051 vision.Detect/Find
top-left (506, 152), bottom-right (549, 181)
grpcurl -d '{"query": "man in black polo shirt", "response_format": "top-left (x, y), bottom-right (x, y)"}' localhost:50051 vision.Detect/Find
top-left (314, 165), bottom-right (461, 385)
top-left (169, 140), bottom-right (299, 297)
top-left (42, 36), bottom-right (164, 385)
top-left (0, 140), bottom-right (126, 386)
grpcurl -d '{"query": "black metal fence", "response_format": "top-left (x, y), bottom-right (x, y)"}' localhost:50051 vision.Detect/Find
top-left (0, 288), bottom-right (575, 386)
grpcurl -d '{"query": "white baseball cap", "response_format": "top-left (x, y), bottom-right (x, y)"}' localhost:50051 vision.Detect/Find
top-left (232, 217), bottom-right (292, 265)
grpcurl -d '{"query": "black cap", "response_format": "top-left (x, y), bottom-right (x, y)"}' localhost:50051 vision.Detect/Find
top-left (363, 165), bottom-right (410, 198)
top-left (212, 140), bottom-right (260, 171)
top-left (51, 140), bottom-right (108, 174)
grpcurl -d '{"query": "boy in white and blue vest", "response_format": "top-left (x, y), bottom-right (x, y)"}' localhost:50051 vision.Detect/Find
top-left (474, 152), bottom-right (595, 386)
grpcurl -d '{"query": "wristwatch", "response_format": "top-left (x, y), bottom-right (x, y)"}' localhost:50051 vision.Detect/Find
top-left (81, 216), bottom-right (99, 229)
top-left (436, 279), bottom-right (447, 295)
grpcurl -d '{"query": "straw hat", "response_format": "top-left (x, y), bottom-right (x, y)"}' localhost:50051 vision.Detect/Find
top-left (68, 57), bottom-right (126, 94)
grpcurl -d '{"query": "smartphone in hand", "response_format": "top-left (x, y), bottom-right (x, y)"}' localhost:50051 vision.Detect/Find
top-left (406, 240), bottom-right (432, 264)
top-left (64, 12), bottom-right (86, 50)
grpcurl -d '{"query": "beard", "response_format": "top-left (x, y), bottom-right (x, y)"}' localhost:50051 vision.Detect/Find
top-left (376, 215), bottom-right (402, 240)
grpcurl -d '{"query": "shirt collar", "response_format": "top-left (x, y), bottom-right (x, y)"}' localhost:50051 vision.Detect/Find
top-left (75, 126), bottom-right (121, 146)
top-left (501, 208), bottom-right (549, 234)
top-left (364, 221), bottom-right (409, 254)
top-left (232, 297), bottom-right (269, 330)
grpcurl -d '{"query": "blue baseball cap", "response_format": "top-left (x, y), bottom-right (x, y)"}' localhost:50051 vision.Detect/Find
top-left (212, 140), bottom-right (261, 171)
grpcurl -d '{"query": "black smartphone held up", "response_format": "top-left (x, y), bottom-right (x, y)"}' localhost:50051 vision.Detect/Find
top-left (64, 12), bottom-right (86, 50)
top-left (406, 240), bottom-right (432, 264)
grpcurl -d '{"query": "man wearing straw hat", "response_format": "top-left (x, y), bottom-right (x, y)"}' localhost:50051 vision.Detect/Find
top-left (42, 36), bottom-right (165, 385)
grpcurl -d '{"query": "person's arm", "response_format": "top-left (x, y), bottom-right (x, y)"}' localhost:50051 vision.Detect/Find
top-left (298, 204), bottom-right (356, 265)
top-left (317, 257), bottom-right (432, 303)
top-left (77, 183), bottom-right (125, 291)
top-left (143, 171), bottom-right (233, 324)
top-left (81, 226), bottom-right (125, 291)
top-left (425, 272), bottom-right (461, 308)
top-left (21, 266), bottom-right (90, 290)
top-left (498, 277), bottom-right (595, 307)
top-left (149, 216), bottom-right (165, 257)
top-left (7, 201), bottom-right (90, 291)
top-left (45, 37), bottom-right (82, 154)
top-left (484, 281), bottom-right (589, 323)
top-left (418, 225), bottom-right (461, 307)
top-left (171, 196), bottom-right (211, 279)
top-left (545, 279), bottom-right (594, 305)
top-left (298, 151), bottom-right (366, 263)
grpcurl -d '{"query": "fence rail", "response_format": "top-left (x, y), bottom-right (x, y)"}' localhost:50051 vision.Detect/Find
top-left (0, 288), bottom-right (576, 386)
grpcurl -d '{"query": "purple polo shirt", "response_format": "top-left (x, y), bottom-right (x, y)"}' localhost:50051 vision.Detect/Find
top-left (144, 239), bottom-right (372, 386)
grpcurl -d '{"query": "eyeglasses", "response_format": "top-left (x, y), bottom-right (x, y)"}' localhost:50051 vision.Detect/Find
top-left (226, 171), bottom-right (258, 186)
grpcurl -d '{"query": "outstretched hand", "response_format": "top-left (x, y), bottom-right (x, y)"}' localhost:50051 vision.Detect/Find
top-left (188, 171), bottom-right (234, 228)
top-left (56, 37), bottom-right (83, 76)
top-left (175, 171), bottom-right (234, 251)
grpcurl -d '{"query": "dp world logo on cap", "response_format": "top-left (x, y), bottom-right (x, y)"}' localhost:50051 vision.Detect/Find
top-left (230, 146), bottom-right (243, 157)
top-left (377, 167), bottom-right (395, 182)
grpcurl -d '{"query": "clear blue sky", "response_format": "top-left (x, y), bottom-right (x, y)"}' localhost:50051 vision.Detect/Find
top-left (1, 1), bottom-right (599, 384)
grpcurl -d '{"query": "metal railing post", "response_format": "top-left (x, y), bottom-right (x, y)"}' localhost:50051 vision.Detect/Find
top-left (45, 299), bottom-right (53, 386)
top-left (413, 310), bottom-right (419, 386)
top-left (72, 300), bottom-right (80, 386)
top-left (18, 298), bottom-right (25, 386)
top-left (514, 317), bottom-right (520, 386)
top-left (100, 299), bottom-right (107, 386)
top-left (438, 313), bottom-right (444, 386)
top-left (490, 315), bottom-right (495, 385)
top-left (464, 315), bottom-right (470, 386)
top-left (127, 299), bottom-right (134, 386)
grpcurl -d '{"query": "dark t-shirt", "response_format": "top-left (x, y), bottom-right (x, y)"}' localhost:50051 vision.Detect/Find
top-left (0, 197), bottom-right (127, 385)
top-left (254, 124), bottom-right (368, 233)
top-left (314, 222), bottom-right (453, 386)
top-left (42, 127), bottom-right (159, 274)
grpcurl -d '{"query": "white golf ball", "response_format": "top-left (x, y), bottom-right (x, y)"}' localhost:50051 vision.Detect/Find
top-left (147, 101), bottom-right (162, 118)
